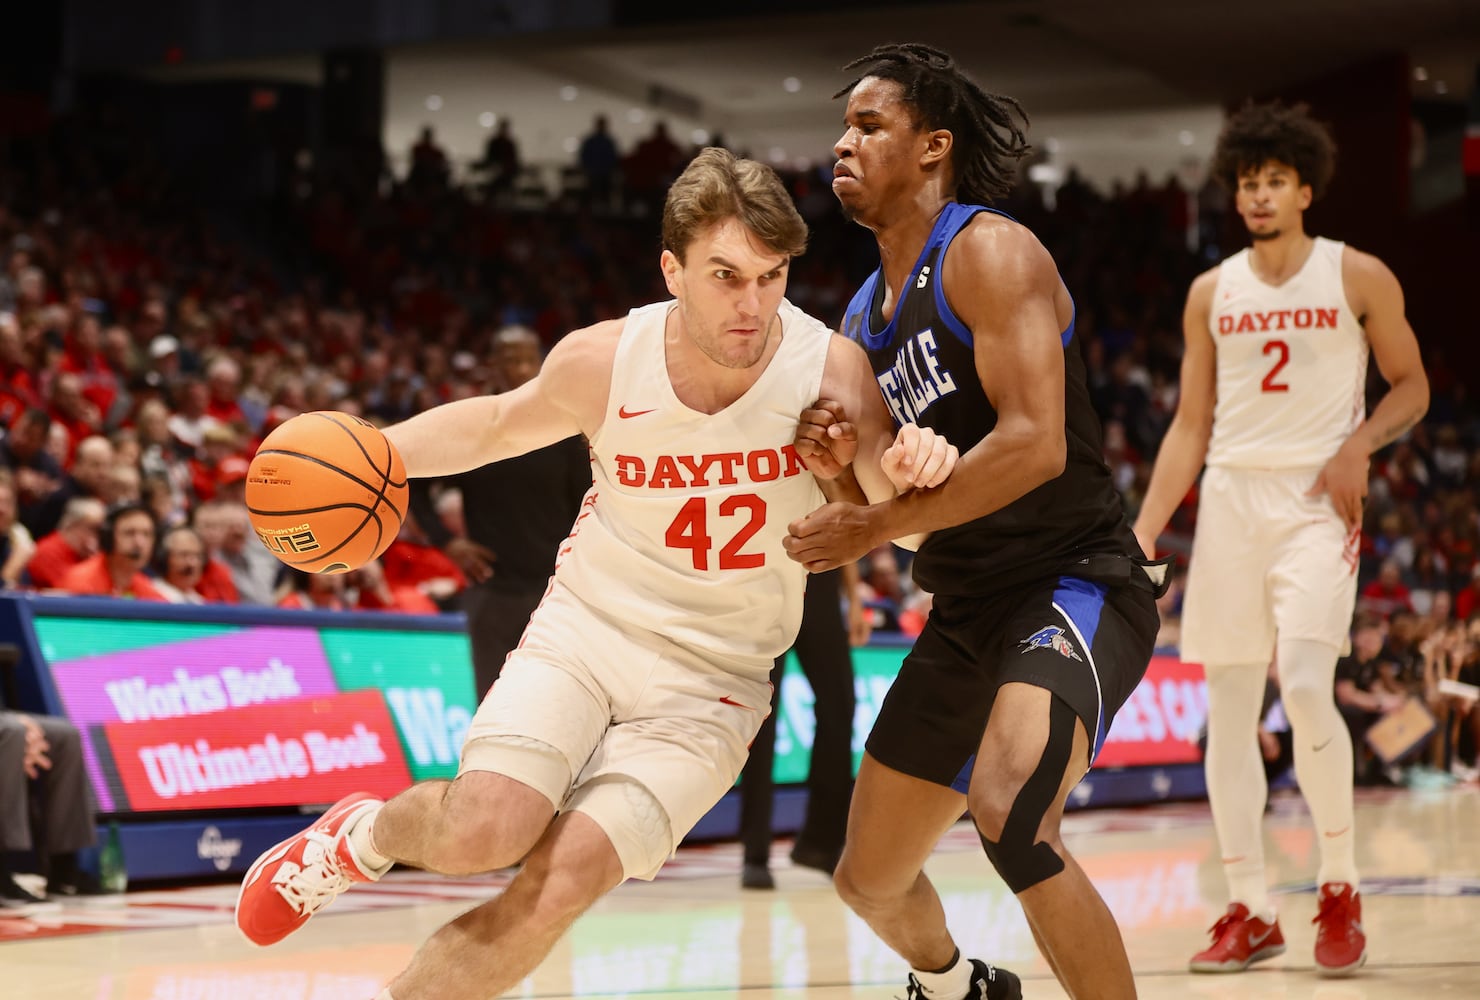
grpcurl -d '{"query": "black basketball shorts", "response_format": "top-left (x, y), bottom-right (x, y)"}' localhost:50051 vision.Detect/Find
top-left (866, 575), bottom-right (1158, 792)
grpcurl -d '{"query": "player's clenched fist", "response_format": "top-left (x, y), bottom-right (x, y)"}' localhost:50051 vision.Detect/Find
top-left (882, 423), bottom-right (958, 492)
top-left (792, 398), bottom-right (857, 480)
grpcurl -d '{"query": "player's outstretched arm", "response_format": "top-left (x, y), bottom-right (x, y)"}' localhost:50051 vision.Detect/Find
top-left (384, 321), bottom-right (617, 477)
top-left (1306, 249), bottom-right (1430, 529)
top-left (1132, 268), bottom-right (1219, 558)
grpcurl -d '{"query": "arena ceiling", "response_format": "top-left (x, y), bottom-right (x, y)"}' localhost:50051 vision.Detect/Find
top-left (138, 0), bottom-right (1479, 186)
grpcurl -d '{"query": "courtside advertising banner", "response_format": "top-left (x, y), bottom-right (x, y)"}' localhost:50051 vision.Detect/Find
top-left (33, 615), bottom-right (476, 813)
top-left (771, 648), bottom-right (1206, 780)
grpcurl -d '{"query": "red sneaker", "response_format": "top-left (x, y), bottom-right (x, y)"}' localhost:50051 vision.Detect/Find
top-left (235, 792), bottom-right (385, 946)
top-left (1189, 903), bottom-right (1286, 973)
top-left (1313, 882), bottom-right (1367, 976)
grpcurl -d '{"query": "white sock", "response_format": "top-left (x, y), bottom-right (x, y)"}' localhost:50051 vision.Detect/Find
top-left (911, 948), bottom-right (971, 1000)
top-left (1204, 662), bottom-right (1274, 920)
top-left (348, 807), bottom-right (392, 874)
top-left (1277, 638), bottom-right (1359, 889)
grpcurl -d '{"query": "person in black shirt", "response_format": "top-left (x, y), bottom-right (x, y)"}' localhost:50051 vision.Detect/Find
top-left (737, 564), bottom-right (863, 889)
top-left (409, 327), bottom-right (590, 695)
top-left (785, 44), bottom-right (1166, 1000)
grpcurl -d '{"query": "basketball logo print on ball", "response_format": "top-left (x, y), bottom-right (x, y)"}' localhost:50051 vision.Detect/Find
top-left (246, 411), bottom-right (409, 574)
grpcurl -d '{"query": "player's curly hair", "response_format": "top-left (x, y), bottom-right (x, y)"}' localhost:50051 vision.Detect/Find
top-left (835, 42), bottom-right (1030, 205)
top-left (1211, 100), bottom-right (1337, 199)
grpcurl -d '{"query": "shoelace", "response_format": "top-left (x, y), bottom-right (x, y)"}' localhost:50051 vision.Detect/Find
top-left (900, 973), bottom-right (925, 1000)
top-left (1207, 909), bottom-right (1241, 942)
top-left (271, 831), bottom-right (353, 916)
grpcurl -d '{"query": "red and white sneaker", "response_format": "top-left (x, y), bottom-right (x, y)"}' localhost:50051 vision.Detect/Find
top-left (235, 792), bottom-right (386, 946)
top-left (1189, 903), bottom-right (1286, 973)
top-left (1313, 882), bottom-right (1367, 976)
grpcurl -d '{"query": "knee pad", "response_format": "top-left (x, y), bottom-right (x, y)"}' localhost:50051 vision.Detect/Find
top-left (566, 775), bottom-right (673, 882)
top-left (459, 734), bottom-right (572, 812)
top-left (976, 695), bottom-right (1075, 894)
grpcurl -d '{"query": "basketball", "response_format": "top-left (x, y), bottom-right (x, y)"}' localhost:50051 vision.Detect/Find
top-left (245, 411), bottom-right (409, 575)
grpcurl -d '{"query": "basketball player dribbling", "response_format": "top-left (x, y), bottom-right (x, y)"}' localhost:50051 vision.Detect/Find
top-left (232, 147), bottom-right (990, 1000)
top-left (1133, 101), bottom-right (1429, 977)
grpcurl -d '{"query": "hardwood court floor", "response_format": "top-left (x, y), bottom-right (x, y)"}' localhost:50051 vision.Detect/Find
top-left (4, 786), bottom-right (1478, 999)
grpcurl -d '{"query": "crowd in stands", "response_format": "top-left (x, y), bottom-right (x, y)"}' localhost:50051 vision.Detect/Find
top-left (0, 104), bottom-right (1475, 776)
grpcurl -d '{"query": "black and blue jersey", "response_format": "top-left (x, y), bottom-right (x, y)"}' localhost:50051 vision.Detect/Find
top-left (841, 201), bottom-right (1139, 598)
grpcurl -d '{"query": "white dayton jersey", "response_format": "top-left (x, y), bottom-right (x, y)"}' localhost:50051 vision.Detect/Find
top-left (1205, 237), bottom-right (1368, 469)
top-left (554, 298), bottom-right (830, 675)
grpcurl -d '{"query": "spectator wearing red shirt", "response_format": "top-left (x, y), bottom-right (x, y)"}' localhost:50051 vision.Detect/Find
top-left (0, 313), bottom-right (42, 429)
top-left (1359, 559), bottom-right (1415, 620)
top-left (46, 371), bottom-right (104, 459)
top-left (1455, 565), bottom-right (1480, 622)
top-left (25, 497), bottom-right (105, 589)
top-left (277, 570), bottom-right (347, 611)
top-left (380, 521), bottom-right (467, 608)
top-left (350, 559), bottom-right (439, 615)
top-left (58, 502), bottom-right (164, 600)
top-left (205, 355), bottom-right (251, 431)
top-left (60, 313), bottom-right (120, 420)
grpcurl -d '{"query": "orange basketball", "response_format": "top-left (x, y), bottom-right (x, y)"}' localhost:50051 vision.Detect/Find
top-left (245, 411), bottom-right (409, 575)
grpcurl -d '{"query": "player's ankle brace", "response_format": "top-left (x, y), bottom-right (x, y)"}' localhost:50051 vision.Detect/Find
top-left (976, 696), bottom-right (1074, 893)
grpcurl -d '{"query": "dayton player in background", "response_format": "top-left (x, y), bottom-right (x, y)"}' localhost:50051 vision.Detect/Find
top-left (1134, 100), bottom-right (1429, 977)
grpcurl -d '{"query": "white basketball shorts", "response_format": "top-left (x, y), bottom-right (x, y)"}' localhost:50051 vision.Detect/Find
top-left (1181, 464), bottom-right (1360, 667)
top-left (459, 578), bottom-right (772, 880)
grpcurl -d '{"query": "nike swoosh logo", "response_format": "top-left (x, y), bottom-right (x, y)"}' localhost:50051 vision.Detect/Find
top-left (618, 406), bottom-right (656, 419)
top-left (244, 842), bottom-right (293, 888)
top-left (1249, 926), bottom-right (1275, 948)
top-left (1313, 738), bottom-right (1334, 752)
top-left (718, 695), bottom-right (754, 710)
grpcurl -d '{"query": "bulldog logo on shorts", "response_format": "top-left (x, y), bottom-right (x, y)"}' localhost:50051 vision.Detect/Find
top-left (1019, 625), bottom-right (1082, 661)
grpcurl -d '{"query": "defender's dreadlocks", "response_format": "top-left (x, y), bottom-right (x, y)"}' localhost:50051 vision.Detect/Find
top-left (1211, 100), bottom-right (1337, 199)
top-left (835, 43), bottom-right (1030, 205)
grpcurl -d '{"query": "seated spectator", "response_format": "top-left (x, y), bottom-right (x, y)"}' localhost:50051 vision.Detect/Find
top-left (350, 558), bottom-right (439, 614)
top-left (277, 569), bottom-right (348, 611)
top-left (195, 500), bottom-right (278, 605)
top-left (204, 355), bottom-right (254, 432)
top-left (1, 701), bottom-right (109, 904)
top-left (25, 497), bottom-right (106, 590)
top-left (379, 516), bottom-right (466, 610)
top-left (1455, 564), bottom-right (1480, 621)
top-left (1335, 614), bottom-right (1410, 784)
top-left (1359, 558), bottom-right (1414, 620)
top-left (166, 376), bottom-right (222, 453)
top-left (151, 525), bottom-right (234, 604)
top-left (856, 546), bottom-right (913, 633)
top-left (1, 409), bottom-right (64, 529)
top-left (189, 425), bottom-right (248, 504)
top-left (1421, 622), bottom-right (1479, 779)
top-left (0, 475), bottom-right (35, 591)
top-left (0, 313), bottom-right (42, 429)
top-left (21, 434), bottom-right (115, 539)
top-left (1406, 544), bottom-right (1449, 616)
top-left (57, 502), bottom-right (165, 601)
